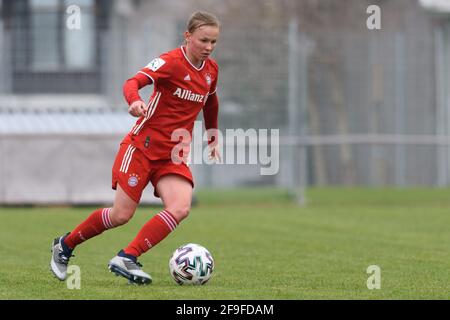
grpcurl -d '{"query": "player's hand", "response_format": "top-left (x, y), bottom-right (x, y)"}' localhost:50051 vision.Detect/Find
top-left (208, 144), bottom-right (222, 163)
top-left (128, 100), bottom-right (148, 117)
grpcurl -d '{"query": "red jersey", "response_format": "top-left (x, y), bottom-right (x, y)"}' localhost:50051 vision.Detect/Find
top-left (122, 46), bottom-right (219, 160)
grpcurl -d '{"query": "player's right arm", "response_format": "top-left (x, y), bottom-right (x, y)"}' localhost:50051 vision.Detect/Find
top-left (123, 73), bottom-right (152, 117)
top-left (123, 54), bottom-right (173, 118)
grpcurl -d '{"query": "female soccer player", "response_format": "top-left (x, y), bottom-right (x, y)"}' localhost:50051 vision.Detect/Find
top-left (50, 11), bottom-right (221, 284)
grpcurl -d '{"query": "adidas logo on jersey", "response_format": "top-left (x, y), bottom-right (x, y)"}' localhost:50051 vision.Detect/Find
top-left (184, 74), bottom-right (191, 81)
top-left (173, 87), bottom-right (206, 103)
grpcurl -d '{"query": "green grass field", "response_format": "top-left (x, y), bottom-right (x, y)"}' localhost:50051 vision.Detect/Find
top-left (1, 187), bottom-right (450, 299)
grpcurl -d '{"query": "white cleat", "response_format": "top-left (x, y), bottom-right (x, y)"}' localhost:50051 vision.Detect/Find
top-left (108, 251), bottom-right (152, 285)
top-left (50, 234), bottom-right (73, 281)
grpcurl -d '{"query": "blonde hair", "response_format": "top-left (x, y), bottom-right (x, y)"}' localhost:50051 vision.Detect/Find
top-left (186, 11), bottom-right (220, 33)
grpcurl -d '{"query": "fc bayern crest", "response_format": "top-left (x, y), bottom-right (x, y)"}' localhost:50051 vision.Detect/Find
top-left (128, 174), bottom-right (140, 187)
top-left (205, 73), bottom-right (212, 86)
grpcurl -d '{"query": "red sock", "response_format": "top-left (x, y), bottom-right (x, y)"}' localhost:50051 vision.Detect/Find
top-left (124, 210), bottom-right (179, 257)
top-left (64, 208), bottom-right (115, 249)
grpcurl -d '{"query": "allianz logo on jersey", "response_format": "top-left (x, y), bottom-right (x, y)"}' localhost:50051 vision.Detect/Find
top-left (173, 87), bottom-right (207, 103)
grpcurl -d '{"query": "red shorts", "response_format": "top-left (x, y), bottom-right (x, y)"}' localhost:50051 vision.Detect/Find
top-left (111, 143), bottom-right (194, 203)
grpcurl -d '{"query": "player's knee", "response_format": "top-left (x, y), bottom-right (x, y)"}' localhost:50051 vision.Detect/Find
top-left (110, 208), bottom-right (134, 226)
top-left (168, 205), bottom-right (190, 222)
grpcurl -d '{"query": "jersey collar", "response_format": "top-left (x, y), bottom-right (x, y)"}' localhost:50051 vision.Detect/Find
top-left (181, 46), bottom-right (205, 71)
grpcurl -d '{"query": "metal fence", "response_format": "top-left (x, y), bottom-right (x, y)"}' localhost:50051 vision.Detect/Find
top-left (1, 0), bottom-right (450, 204)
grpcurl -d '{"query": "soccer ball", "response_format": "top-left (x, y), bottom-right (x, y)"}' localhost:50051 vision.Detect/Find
top-left (169, 243), bottom-right (214, 285)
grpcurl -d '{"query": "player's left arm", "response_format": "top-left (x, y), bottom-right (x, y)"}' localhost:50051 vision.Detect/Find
top-left (203, 92), bottom-right (221, 162)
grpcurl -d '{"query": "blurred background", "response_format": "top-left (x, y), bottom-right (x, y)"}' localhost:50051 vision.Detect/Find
top-left (0, 0), bottom-right (450, 205)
